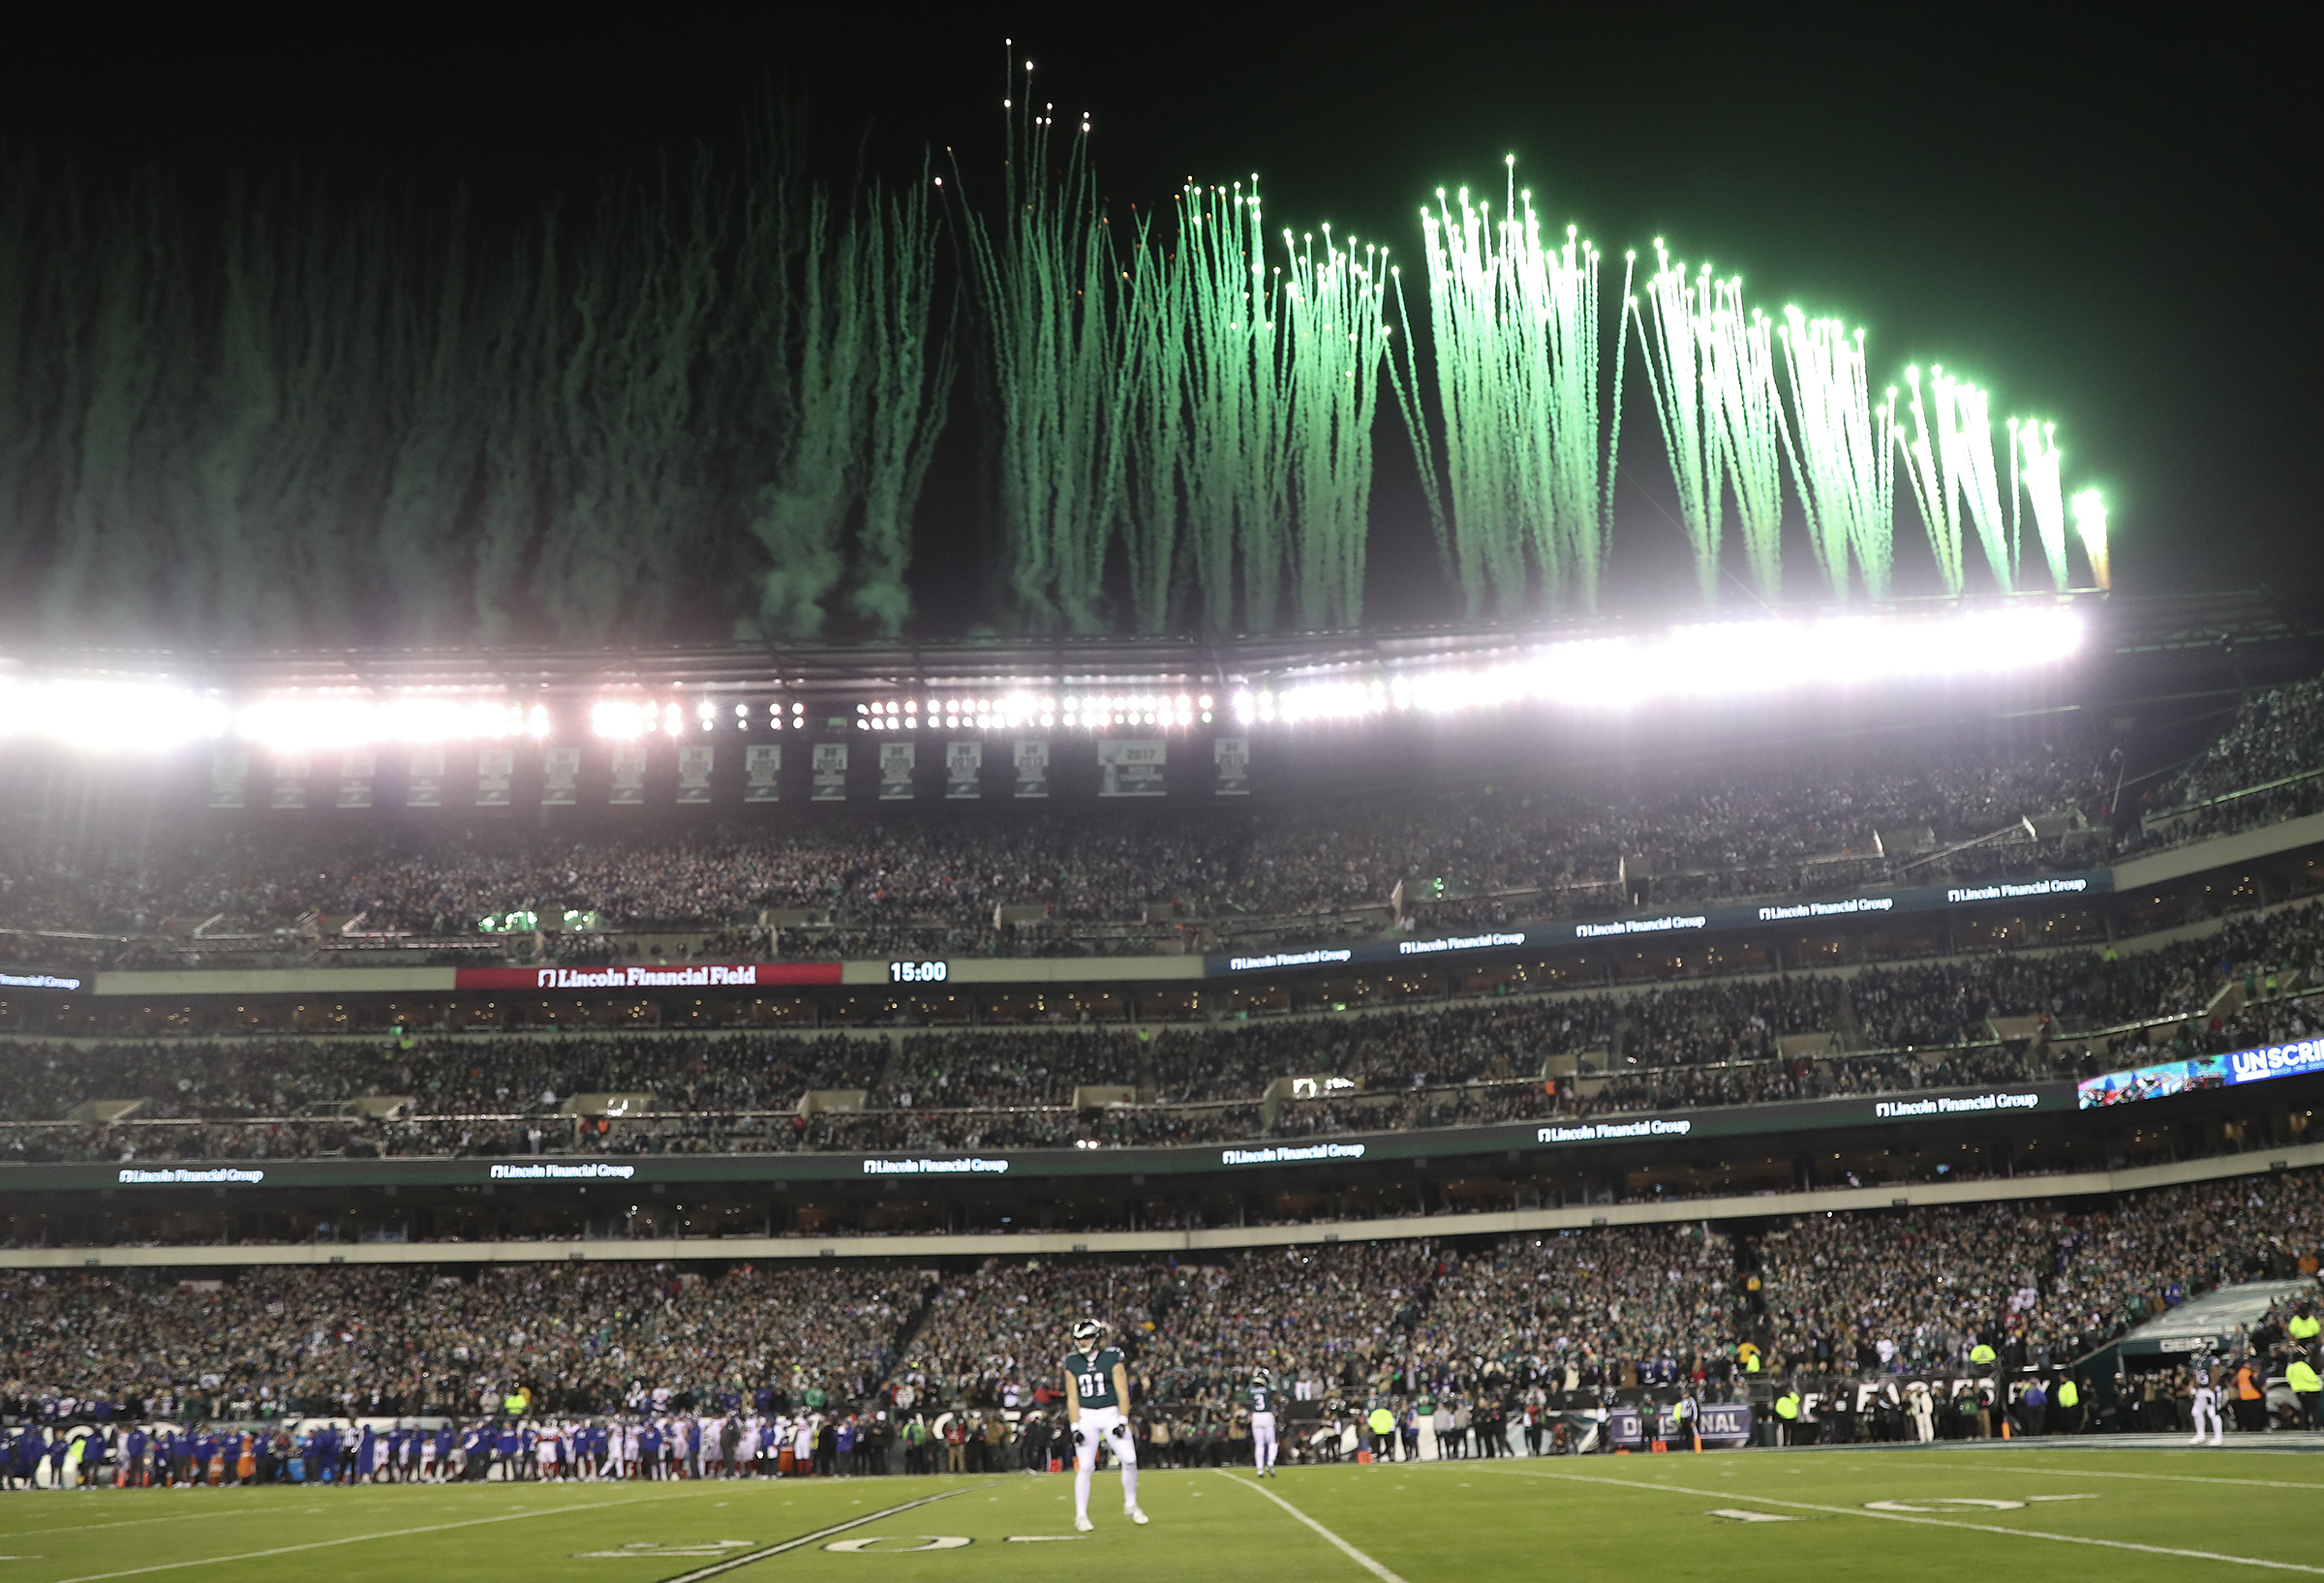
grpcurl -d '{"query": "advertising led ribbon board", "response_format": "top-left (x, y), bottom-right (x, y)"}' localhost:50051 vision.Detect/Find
top-left (2078, 1035), bottom-right (2324, 1109)
top-left (1208, 870), bottom-right (2113, 974)
top-left (9, 1079), bottom-right (2075, 1194)
top-left (452, 961), bottom-right (841, 991)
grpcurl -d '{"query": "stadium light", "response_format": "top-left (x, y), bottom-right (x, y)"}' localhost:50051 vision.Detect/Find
top-left (237, 696), bottom-right (529, 750)
top-left (1234, 606), bottom-right (2085, 726)
top-left (0, 680), bottom-right (230, 750)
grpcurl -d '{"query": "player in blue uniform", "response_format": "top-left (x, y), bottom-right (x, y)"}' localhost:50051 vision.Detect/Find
top-left (1248, 1368), bottom-right (1279, 1477)
top-left (1063, 1319), bottom-right (1147, 1532)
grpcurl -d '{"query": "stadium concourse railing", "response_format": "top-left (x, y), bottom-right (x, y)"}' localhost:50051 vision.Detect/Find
top-left (4, 1140), bottom-right (2319, 1270)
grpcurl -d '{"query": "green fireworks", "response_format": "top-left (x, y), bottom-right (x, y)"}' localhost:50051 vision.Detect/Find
top-left (1391, 161), bottom-right (1629, 615)
top-left (0, 92), bottom-right (2118, 648)
top-left (1774, 311), bottom-right (1896, 599)
top-left (952, 79), bottom-right (1127, 634)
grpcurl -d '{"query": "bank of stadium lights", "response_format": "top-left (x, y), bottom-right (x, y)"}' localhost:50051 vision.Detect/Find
top-left (0, 680), bottom-right (230, 750)
top-left (240, 697), bottom-right (547, 749)
top-left (865, 692), bottom-right (1216, 731)
top-left (1232, 607), bottom-right (2086, 726)
top-left (0, 683), bottom-right (559, 751)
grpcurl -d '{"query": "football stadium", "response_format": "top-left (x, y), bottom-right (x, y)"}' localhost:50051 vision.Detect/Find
top-left (2, 16), bottom-right (2320, 1583)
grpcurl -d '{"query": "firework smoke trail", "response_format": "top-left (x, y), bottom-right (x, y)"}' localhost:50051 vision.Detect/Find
top-left (1633, 242), bottom-right (1725, 605)
top-left (1929, 369), bottom-right (2014, 594)
top-left (2013, 417), bottom-right (2068, 589)
top-left (746, 187), bottom-right (863, 638)
top-left (849, 170), bottom-right (956, 637)
top-left (1899, 366), bottom-right (1965, 595)
top-left (1117, 210), bottom-right (1185, 633)
top-left (953, 52), bottom-right (1129, 632)
top-left (1706, 283), bottom-right (1786, 600)
top-left (1391, 164), bottom-right (1624, 614)
top-left (1281, 225), bottom-right (1389, 628)
top-left (2072, 488), bottom-right (2110, 590)
top-left (1774, 311), bottom-right (1895, 599)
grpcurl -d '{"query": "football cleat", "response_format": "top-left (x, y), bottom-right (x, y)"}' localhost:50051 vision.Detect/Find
top-left (1075, 1514), bottom-right (1095, 1533)
top-left (1129, 1507), bottom-right (1149, 1525)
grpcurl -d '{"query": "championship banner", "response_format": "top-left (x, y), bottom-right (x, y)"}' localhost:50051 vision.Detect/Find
top-left (476, 746), bottom-right (514, 807)
top-left (1214, 736), bottom-right (1249, 797)
top-left (946, 741), bottom-right (982, 800)
top-left (1013, 739), bottom-right (1048, 799)
top-left (336, 748), bottom-right (376, 809)
top-left (269, 753), bottom-right (309, 810)
top-left (453, 961), bottom-right (842, 992)
top-left (811, 743), bottom-right (848, 802)
top-left (406, 746), bottom-right (444, 807)
top-left (744, 744), bottom-right (781, 803)
top-left (677, 744), bottom-right (714, 805)
top-left (609, 744), bottom-right (647, 806)
top-left (208, 748), bottom-right (248, 809)
top-left (879, 742), bottom-right (916, 801)
top-left (542, 746), bottom-right (581, 807)
top-left (1099, 737), bottom-right (1165, 798)
top-left (1609, 1403), bottom-right (1753, 1449)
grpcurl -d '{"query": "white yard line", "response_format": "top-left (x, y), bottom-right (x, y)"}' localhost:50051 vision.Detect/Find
top-left (1214, 1472), bottom-right (1412, 1583)
top-left (1502, 1466), bottom-right (2324, 1574)
top-left (46, 1491), bottom-right (677, 1583)
top-left (653, 1486), bottom-right (981, 1583)
top-left (1988, 1460), bottom-right (2324, 1493)
top-left (0, 1506), bottom-right (311, 1539)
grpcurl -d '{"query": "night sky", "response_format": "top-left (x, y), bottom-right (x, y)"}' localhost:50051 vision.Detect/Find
top-left (4, 6), bottom-right (2309, 632)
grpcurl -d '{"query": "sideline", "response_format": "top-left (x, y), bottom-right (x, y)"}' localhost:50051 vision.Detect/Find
top-left (1500, 1466), bottom-right (2324, 1575)
top-left (654, 1485), bottom-right (986, 1583)
top-left (46, 1490), bottom-right (680, 1583)
top-left (1213, 1472), bottom-right (1411, 1583)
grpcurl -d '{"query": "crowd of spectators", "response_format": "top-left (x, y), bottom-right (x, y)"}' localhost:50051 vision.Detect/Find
top-left (0, 715), bottom-right (2129, 959)
top-left (6, 897), bottom-right (2321, 1163)
top-left (1758, 1168), bottom-right (2324, 1383)
top-left (2132, 678), bottom-right (2324, 850)
top-left (13, 1165), bottom-right (2314, 1434)
top-left (0, 1260), bottom-right (920, 1423)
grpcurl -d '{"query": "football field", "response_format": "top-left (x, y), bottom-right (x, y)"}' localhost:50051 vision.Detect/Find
top-left (2, 1446), bottom-right (2317, 1582)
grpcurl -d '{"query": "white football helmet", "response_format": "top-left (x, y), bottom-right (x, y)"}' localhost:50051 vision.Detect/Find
top-left (1071, 1319), bottom-right (1104, 1345)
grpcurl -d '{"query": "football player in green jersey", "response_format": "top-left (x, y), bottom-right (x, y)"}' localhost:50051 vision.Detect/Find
top-left (1063, 1319), bottom-right (1147, 1531)
top-left (1248, 1368), bottom-right (1279, 1476)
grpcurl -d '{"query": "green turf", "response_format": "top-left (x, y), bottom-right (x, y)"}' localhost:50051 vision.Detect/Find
top-left (3, 1449), bottom-right (2319, 1582)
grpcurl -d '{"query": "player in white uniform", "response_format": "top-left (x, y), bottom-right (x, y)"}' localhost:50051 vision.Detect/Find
top-left (2190, 1364), bottom-right (2224, 1446)
top-left (1063, 1319), bottom-right (1148, 1533)
top-left (1248, 1368), bottom-right (1279, 1477)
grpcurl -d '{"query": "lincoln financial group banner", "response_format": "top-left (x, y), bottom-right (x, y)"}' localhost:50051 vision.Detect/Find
top-left (1206, 870), bottom-right (2115, 975)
